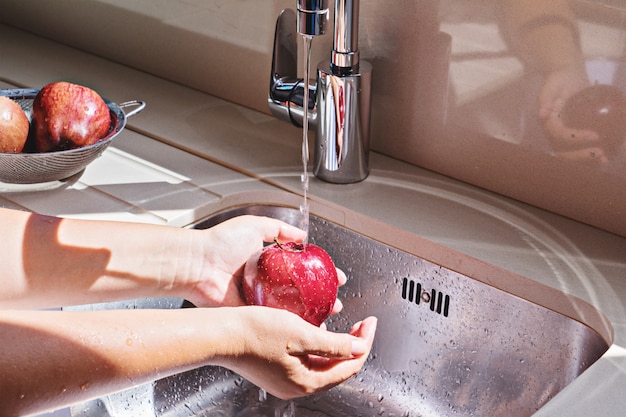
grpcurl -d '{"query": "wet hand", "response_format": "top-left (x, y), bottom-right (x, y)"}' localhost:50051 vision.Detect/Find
top-left (218, 306), bottom-right (377, 400)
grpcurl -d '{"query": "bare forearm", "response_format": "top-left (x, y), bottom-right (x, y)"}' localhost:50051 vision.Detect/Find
top-left (0, 208), bottom-right (198, 309)
top-left (0, 307), bottom-right (376, 414)
top-left (0, 308), bottom-right (236, 415)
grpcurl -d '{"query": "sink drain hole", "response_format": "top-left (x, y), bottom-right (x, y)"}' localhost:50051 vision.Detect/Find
top-left (402, 277), bottom-right (450, 317)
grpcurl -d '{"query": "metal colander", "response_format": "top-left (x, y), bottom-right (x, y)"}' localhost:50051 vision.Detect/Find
top-left (0, 88), bottom-right (145, 184)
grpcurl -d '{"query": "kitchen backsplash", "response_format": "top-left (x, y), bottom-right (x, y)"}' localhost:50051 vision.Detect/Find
top-left (1, 0), bottom-right (625, 236)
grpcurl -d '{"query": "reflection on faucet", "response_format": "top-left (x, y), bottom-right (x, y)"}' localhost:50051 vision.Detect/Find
top-left (269, 0), bottom-right (372, 184)
top-left (327, 76), bottom-right (345, 169)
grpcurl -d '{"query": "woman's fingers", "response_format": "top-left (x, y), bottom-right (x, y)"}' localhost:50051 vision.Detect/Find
top-left (287, 316), bottom-right (378, 360)
top-left (330, 268), bottom-right (348, 314)
top-left (260, 217), bottom-right (307, 243)
top-left (336, 268), bottom-right (347, 286)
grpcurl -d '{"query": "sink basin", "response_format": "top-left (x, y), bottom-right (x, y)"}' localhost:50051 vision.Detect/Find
top-left (71, 205), bottom-right (611, 417)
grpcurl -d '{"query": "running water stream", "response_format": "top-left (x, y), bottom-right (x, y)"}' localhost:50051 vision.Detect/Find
top-left (299, 35), bottom-right (313, 247)
top-left (240, 34), bottom-right (316, 417)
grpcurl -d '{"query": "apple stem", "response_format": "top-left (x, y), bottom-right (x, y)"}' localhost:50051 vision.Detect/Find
top-left (273, 237), bottom-right (284, 249)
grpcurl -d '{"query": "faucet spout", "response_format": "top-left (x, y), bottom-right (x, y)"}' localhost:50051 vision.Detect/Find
top-left (332, 0), bottom-right (360, 72)
top-left (297, 0), bottom-right (329, 37)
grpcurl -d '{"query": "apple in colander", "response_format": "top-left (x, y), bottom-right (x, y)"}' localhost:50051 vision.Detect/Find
top-left (0, 96), bottom-right (29, 153)
top-left (31, 81), bottom-right (111, 152)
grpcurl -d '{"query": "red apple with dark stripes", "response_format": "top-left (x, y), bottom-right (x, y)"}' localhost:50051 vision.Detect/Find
top-left (242, 240), bottom-right (339, 326)
top-left (31, 81), bottom-right (111, 152)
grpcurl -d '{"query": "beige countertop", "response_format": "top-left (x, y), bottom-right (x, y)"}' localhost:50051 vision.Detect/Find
top-left (1, 24), bottom-right (625, 416)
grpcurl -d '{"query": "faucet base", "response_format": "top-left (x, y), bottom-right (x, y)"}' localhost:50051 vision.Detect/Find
top-left (314, 60), bottom-right (372, 183)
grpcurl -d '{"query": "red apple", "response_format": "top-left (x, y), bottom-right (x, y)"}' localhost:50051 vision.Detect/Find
top-left (0, 96), bottom-right (29, 153)
top-left (242, 240), bottom-right (339, 326)
top-left (31, 81), bottom-right (111, 152)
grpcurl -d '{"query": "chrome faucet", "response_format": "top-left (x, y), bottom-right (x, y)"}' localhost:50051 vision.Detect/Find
top-left (269, 0), bottom-right (372, 183)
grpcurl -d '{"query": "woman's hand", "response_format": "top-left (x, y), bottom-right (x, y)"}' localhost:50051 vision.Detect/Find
top-left (183, 215), bottom-right (305, 307)
top-left (217, 306), bottom-right (378, 400)
top-left (0, 306), bottom-right (377, 414)
top-left (185, 215), bottom-right (346, 312)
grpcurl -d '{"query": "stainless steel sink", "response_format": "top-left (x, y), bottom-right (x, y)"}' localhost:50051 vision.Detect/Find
top-left (71, 205), bottom-right (611, 417)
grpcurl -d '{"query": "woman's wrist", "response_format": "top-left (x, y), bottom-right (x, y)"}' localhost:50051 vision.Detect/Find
top-left (154, 226), bottom-right (208, 301)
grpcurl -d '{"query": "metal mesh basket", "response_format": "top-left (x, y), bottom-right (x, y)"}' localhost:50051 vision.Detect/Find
top-left (0, 88), bottom-right (145, 184)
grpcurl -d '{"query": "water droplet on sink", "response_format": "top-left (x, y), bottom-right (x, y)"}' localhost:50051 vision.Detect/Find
top-left (258, 388), bottom-right (267, 402)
